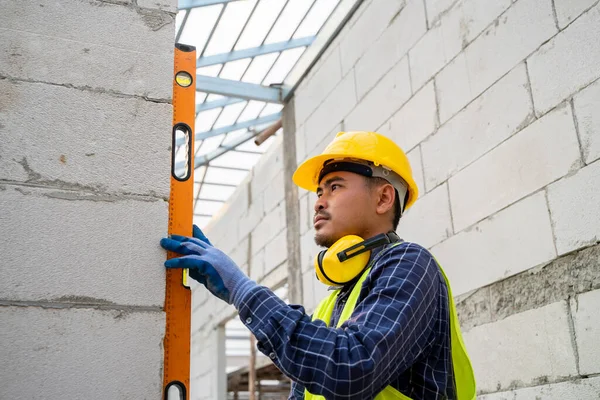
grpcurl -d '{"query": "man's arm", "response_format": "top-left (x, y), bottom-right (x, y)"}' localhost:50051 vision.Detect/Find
top-left (234, 242), bottom-right (441, 399)
top-left (288, 380), bottom-right (305, 399)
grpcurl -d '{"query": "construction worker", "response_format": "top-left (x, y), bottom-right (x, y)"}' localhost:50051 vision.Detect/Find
top-left (160, 131), bottom-right (476, 399)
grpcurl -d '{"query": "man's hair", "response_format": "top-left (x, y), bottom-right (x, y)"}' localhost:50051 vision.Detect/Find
top-left (365, 177), bottom-right (401, 230)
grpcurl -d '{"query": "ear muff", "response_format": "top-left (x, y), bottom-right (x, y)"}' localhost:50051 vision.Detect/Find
top-left (314, 235), bottom-right (371, 286)
top-left (314, 232), bottom-right (403, 286)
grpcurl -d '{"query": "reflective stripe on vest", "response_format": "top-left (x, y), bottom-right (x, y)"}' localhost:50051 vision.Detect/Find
top-left (305, 244), bottom-right (476, 400)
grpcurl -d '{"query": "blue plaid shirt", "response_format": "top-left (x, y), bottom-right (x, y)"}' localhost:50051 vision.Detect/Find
top-left (234, 242), bottom-right (454, 399)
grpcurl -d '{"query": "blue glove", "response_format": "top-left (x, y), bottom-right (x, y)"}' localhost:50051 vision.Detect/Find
top-left (160, 225), bottom-right (252, 304)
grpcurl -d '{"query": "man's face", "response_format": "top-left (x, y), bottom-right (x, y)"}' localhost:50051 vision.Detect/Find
top-left (313, 171), bottom-right (374, 247)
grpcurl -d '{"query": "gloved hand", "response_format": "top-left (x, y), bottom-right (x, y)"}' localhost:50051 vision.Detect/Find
top-left (160, 225), bottom-right (252, 304)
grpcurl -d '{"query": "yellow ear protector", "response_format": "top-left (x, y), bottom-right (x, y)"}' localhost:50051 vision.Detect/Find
top-left (314, 232), bottom-right (401, 286)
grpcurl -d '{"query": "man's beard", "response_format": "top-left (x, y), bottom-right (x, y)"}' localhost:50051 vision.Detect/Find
top-left (314, 232), bottom-right (337, 248)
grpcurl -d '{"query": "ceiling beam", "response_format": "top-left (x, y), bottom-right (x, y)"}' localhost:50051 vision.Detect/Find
top-left (179, 0), bottom-right (240, 10)
top-left (174, 113), bottom-right (282, 168)
top-left (195, 130), bottom-right (262, 167)
top-left (196, 112), bottom-right (282, 140)
top-left (196, 97), bottom-right (245, 114)
top-left (197, 37), bottom-right (315, 68)
top-left (196, 76), bottom-right (287, 103)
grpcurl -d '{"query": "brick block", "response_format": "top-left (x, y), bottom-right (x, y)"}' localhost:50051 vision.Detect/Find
top-left (313, 278), bottom-right (331, 309)
top-left (0, 185), bottom-right (167, 306)
top-left (354, 0), bottom-right (426, 99)
top-left (409, 16), bottom-right (461, 92)
top-left (422, 64), bottom-right (533, 190)
top-left (462, 301), bottom-right (577, 393)
top-left (208, 200), bottom-right (245, 252)
top-left (448, 104), bottom-right (580, 232)
top-left (407, 146), bottom-right (425, 196)
top-left (571, 288), bottom-right (600, 375)
top-left (251, 139), bottom-right (284, 196)
top-left (339, 0), bottom-right (406, 76)
top-left (378, 81), bottom-right (438, 153)
top-left (547, 161), bottom-right (600, 255)
top-left (399, 183), bottom-right (452, 248)
top-left (260, 262), bottom-right (287, 289)
top-left (191, 297), bottom-right (215, 333)
top-left (345, 57), bottom-right (412, 132)
top-left (305, 123), bottom-right (343, 161)
top-left (437, 0), bottom-right (556, 122)
top-left (262, 170), bottom-right (285, 213)
top-left (294, 46), bottom-right (343, 126)
top-left (0, 79), bottom-right (171, 197)
top-left (0, 0), bottom-right (174, 51)
top-left (228, 236), bottom-right (249, 270)
top-left (299, 192), bottom-right (312, 236)
top-left (250, 248), bottom-right (266, 282)
top-left (453, 0), bottom-right (513, 45)
top-left (251, 203), bottom-right (286, 255)
top-left (192, 284), bottom-right (210, 313)
top-left (304, 73), bottom-right (356, 155)
top-left (424, 0), bottom-right (455, 25)
top-left (300, 228), bottom-right (322, 273)
top-left (478, 376), bottom-right (600, 399)
top-left (296, 123), bottom-right (307, 165)
top-left (434, 53), bottom-right (473, 124)
top-left (302, 268), bottom-right (316, 312)
top-left (413, 0), bottom-right (513, 94)
top-left (264, 228), bottom-right (288, 275)
top-left (573, 79), bottom-right (600, 165)
top-left (0, 306), bottom-right (164, 400)
top-left (0, 27), bottom-right (172, 100)
top-left (238, 191), bottom-right (264, 240)
top-left (528, 3), bottom-right (600, 115)
top-left (554, 0), bottom-right (597, 28)
top-left (432, 192), bottom-right (556, 296)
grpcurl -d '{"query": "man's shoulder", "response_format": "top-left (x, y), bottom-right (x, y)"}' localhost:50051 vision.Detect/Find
top-left (372, 241), bottom-right (441, 278)
top-left (380, 240), bottom-right (435, 260)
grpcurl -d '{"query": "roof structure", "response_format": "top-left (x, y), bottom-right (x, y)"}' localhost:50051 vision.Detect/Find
top-left (175, 0), bottom-right (363, 227)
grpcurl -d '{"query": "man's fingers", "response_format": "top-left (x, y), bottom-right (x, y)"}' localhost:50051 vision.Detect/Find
top-left (170, 234), bottom-right (209, 248)
top-left (160, 238), bottom-right (205, 255)
top-left (164, 255), bottom-right (210, 270)
top-left (193, 224), bottom-right (212, 245)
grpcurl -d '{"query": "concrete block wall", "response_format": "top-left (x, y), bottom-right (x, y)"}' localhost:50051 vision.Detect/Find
top-left (193, 0), bottom-right (600, 397)
top-left (0, 0), bottom-right (174, 398)
top-left (291, 0), bottom-right (600, 397)
top-left (192, 136), bottom-right (288, 400)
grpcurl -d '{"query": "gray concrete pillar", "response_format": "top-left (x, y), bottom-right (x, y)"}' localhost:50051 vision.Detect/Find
top-left (0, 0), bottom-right (175, 398)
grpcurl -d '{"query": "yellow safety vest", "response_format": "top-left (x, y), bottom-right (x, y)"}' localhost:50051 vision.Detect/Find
top-left (305, 245), bottom-right (476, 400)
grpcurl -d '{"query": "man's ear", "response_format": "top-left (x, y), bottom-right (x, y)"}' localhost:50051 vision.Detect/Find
top-left (375, 184), bottom-right (396, 216)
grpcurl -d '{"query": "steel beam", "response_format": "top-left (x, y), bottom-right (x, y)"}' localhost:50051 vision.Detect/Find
top-left (196, 97), bottom-right (245, 113)
top-left (197, 181), bottom-right (238, 188)
top-left (179, 0), bottom-right (240, 10)
top-left (197, 113), bottom-right (281, 140)
top-left (196, 75), bottom-right (286, 103)
top-left (174, 112), bottom-right (281, 149)
top-left (197, 37), bottom-right (315, 67)
top-left (195, 130), bottom-right (261, 167)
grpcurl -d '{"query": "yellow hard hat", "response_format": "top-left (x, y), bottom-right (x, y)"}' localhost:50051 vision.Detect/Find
top-left (293, 131), bottom-right (419, 210)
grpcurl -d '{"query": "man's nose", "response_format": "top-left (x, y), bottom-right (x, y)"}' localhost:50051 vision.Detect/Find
top-left (314, 195), bottom-right (327, 212)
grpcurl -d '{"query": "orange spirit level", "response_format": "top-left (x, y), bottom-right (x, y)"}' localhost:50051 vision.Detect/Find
top-left (164, 43), bottom-right (196, 400)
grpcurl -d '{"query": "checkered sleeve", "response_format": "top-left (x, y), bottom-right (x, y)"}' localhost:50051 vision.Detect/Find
top-left (234, 243), bottom-right (441, 399)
